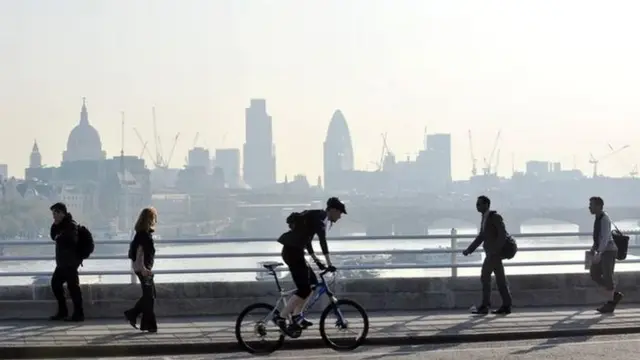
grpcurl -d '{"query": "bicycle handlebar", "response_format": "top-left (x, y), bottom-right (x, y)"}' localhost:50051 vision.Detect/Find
top-left (319, 268), bottom-right (337, 277)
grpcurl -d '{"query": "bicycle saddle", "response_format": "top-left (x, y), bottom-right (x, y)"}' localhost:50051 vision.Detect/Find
top-left (262, 261), bottom-right (284, 270)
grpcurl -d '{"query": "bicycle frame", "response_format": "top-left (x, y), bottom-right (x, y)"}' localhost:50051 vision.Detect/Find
top-left (262, 267), bottom-right (346, 325)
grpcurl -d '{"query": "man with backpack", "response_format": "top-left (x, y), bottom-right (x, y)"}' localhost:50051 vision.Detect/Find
top-left (588, 196), bottom-right (624, 313)
top-left (49, 202), bottom-right (94, 322)
top-left (462, 195), bottom-right (513, 315)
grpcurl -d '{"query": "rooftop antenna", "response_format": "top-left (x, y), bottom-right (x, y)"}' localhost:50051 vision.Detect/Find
top-left (120, 111), bottom-right (125, 159)
top-left (119, 111), bottom-right (127, 232)
top-left (423, 126), bottom-right (428, 150)
top-left (511, 153), bottom-right (515, 175)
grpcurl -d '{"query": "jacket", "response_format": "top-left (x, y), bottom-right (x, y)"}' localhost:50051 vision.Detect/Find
top-left (50, 214), bottom-right (80, 267)
top-left (591, 212), bottom-right (617, 253)
top-left (465, 210), bottom-right (508, 257)
top-left (129, 230), bottom-right (156, 271)
top-left (278, 209), bottom-right (330, 255)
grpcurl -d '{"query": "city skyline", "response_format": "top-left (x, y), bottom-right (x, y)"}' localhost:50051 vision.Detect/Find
top-left (1, 96), bottom-right (637, 182)
top-left (2, 0), bottom-right (640, 181)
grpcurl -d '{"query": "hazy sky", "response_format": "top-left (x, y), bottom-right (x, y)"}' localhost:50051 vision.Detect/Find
top-left (2, 0), bottom-right (640, 181)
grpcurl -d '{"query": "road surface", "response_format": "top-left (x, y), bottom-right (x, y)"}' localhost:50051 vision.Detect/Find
top-left (51, 333), bottom-right (640, 359)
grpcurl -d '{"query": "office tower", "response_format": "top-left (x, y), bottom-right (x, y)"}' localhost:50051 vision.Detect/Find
top-left (425, 133), bottom-right (452, 184)
top-left (323, 110), bottom-right (354, 191)
top-left (187, 147), bottom-right (211, 171)
top-left (0, 164), bottom-right (7, 180)
top-left (243, 99), bottom-right (276, 188)
top-left (215, 148), bottom-right (241, 188)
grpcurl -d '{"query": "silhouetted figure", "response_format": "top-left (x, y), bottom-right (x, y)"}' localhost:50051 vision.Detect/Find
top-left (49, 202), bottom-right (84, 322)
top-left (588, 196), bottom-right (623, 313)
top-left (463, 195), bottom-right (512, 315)
top-left (273, 197), bottom-right (345, 336)
top-left (125, 207), bottom-right (158, 333)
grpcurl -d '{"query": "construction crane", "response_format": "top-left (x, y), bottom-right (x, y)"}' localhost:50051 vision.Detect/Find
top-left (133, 123), bottom-right (181, 169)
top-left (589, 144), bottom-right (630, 178)
top-left (139, 141), bottom-right (148, 158)
top-left (192, 132), bottom-right (200, 148)
top-left (152, 107), bottom-right (163, 167)
top-left (133, 128), bottom-right (157, 166)
top-left (164, 133), bottom-right (180, 168)
top-left (468, 130), bottom-right (477, 176)
top-left (376, 133), bottom-right (390, 171)
top-left (482, 130), bottom-right (502, 176)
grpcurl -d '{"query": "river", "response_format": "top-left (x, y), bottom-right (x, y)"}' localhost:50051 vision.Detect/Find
top-left (0, 221), bottom-right (638, 285)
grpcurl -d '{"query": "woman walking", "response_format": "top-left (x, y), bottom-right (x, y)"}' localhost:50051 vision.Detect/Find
top-left (124, 207), bottom-right (158, 333)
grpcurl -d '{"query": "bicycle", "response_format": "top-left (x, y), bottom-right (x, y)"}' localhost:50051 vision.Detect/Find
top-left (234, 261), bottom-right (369, 354)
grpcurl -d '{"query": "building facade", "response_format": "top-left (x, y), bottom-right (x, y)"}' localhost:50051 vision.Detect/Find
top-left (215, 148), bottom-right (241, 188)
top-left (243, 99), bottom-right (276, 189)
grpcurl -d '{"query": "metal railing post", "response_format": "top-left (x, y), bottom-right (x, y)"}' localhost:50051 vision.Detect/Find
top-left (450, 228), bottom-right (458, 278)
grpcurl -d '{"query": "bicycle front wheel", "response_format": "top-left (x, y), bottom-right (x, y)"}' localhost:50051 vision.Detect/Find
top-left (235, 302), bottom-right (285, 354)
top-left (319, 298), bottom-right (369, 351)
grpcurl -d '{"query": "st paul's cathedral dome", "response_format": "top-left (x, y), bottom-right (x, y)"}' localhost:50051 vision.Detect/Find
top-left (63, 98), bottom-right (106, 163)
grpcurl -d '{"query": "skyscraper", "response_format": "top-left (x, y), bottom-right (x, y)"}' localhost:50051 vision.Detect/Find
top-left (215, 148), bottom-right (241, 188)
top-left (323, 110), bottom-right (354, 191)
top-left (425, 133), bottom-right (452, 184)
top-left (243, 99), bottom-right (276, 188)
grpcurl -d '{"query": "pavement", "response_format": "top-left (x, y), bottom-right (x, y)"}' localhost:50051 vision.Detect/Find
top-left (4, 306), bottom-right (640, 359)
top-left (45, 334), bottom-right (640, 359)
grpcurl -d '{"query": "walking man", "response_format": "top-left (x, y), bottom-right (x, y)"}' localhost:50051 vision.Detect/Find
top-left (49, 203), bottom-right (84, 322)
top-left (588, 196), bottom-right (623, 313)
top-left (462, 195), bottom-right (512, 315)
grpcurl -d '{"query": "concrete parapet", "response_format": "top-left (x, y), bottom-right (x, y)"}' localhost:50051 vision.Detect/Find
top-left (0, 272), bottom-right (639, 319)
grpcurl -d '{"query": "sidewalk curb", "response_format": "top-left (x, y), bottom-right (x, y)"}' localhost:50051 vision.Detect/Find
top-left (6, 326), bottom-right (640, 359)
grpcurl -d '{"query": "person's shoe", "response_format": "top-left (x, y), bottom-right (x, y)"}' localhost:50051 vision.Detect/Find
top-left (124, 310), bottom-right (138, 329)
top-left (49, 312), bottom-right (68, 321)
top-left (613, 291), bottom-right (624, 305)
top-left (471, 305), bottom-right (490, 315)
top-left (292, 314), bottom-right (313, 329)
top-left (65, 313), bottom-right (85, 322)
top-left (140, 326), bottom-right (157, 333)
top-left (272, 315), bottom-right (290, 335)
top-left (492, 306), bottom-right (512, 315)
top-left (596, 301), bottom-right (615, 314)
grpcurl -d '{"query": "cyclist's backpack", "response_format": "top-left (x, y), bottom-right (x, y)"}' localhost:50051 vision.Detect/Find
top-left (76, 225), bottom-right (95, 264)
top-left (286, 211), bottom-right (308, 230)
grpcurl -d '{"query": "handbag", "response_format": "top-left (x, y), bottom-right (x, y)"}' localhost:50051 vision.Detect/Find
top-left (501, 235), bottom-right (518, 260)
top-left (611, 221), bottom-right (629, 261)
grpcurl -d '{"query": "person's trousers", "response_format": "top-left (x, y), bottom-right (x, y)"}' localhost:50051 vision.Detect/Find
top-left (129, 273), bottom-right (157, 330)
top-left (480, 255), bottom-right (512, 307)
top-left (50, 265), bottom-right (83, 315)
top-left (590, 251), bottom-right (616, 291)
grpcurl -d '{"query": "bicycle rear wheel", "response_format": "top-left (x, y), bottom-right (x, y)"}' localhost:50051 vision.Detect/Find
top-left (235, 303), bottom-right (285, 354)
top-left (319, 299), bottom-right (369, 351)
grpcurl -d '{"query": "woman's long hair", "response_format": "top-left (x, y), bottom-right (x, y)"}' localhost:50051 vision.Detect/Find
top-left (134, 207), bottom-right (158, 233)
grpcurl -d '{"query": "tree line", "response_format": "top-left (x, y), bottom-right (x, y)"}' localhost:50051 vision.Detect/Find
top-left (0, 198), bottom-right (52, 239)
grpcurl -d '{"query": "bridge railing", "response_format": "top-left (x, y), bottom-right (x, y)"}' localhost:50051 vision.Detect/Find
top-left (0, 229), bottom-right (639, 284)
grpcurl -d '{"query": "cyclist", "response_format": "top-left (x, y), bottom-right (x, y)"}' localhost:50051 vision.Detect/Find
top-left (273, 197), bottom-right (346, 334)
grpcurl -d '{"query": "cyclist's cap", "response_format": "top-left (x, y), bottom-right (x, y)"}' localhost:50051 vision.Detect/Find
top-left (327, 197), bottom-right (347, 214)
